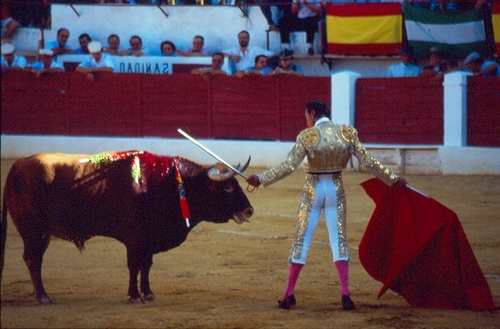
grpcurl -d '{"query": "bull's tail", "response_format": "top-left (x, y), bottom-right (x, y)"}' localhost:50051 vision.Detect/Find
top-left (0, 198), bottom-right (7, 279)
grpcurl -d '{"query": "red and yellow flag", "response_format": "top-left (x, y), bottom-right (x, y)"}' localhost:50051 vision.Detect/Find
top-left (326, 3), bottom-right (402, 56)
top-left (493, 2), bottom-right (500, 56)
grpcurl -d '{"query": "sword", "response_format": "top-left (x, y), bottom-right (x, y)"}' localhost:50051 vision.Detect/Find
top-left (406, 184), bottom-right (430, 198)
top-left (177, 128), bottom-right (248, 179)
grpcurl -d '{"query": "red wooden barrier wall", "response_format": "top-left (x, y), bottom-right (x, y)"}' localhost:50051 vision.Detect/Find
top-left (1, 71), bottom-right (69, 135)
top-left (2, 71), bottom-right (499, 147)
top-left (355, 77), bottom-right (444, 145)
top-left (1, 71), bottom-right (331, 141)
top-left (467, 76), bottom-right (500, 147)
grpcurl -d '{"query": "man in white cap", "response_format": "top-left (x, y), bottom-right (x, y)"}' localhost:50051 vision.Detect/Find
top-left (30, 48), bottom-right (65, 77)
top-left (463, 51), bottom-right (500, 77)
top-left (1, 43), bottom-right (26, 71)
top-left (75, 41), bottom-right (114, 81)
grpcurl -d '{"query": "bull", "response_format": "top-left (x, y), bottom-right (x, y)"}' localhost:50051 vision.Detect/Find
top-left (0, 150), bottom-right (254, 304)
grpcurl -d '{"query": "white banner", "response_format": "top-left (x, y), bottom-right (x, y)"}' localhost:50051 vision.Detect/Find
top-left (57, 55), bottom-right (230, 74)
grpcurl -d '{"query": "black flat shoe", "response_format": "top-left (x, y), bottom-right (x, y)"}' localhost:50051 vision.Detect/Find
top-left (341, 295), bottom-right (356, 311)
top-left (278, 295), bottom-right (296, 309)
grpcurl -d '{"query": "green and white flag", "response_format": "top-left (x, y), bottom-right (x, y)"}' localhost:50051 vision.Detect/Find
top-left (404, 4), bottom-right (487, 59)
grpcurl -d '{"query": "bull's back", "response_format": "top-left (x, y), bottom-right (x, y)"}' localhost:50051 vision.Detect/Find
top-left (4, 153), bottom-right (140, 241)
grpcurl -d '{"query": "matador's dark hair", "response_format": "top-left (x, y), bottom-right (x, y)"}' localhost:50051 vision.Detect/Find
top-left (306, 100), bottom-right (330, 118)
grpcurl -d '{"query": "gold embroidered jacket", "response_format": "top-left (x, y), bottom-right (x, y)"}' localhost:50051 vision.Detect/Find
top-left (257, 120), bottom-right (399, 186)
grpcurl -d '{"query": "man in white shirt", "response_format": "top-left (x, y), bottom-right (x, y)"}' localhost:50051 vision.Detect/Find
top-left (46, 28), bottom-right (74, 56)
top-left (222, 30), bottom-right (275, 73)
top-left (76, 41), bottom-right (114, 81)
top-left (386, 47), bottom-right (421, 77)
top-left (1, 43), bottom-right (27, 71)
top-left (30, 48), bottom-right (65, 78)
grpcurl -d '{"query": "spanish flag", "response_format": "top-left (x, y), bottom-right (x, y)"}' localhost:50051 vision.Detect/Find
top-left (326, 3), bottom-right (402, 56)
top-left (493, 2), bottom-right (500, 56)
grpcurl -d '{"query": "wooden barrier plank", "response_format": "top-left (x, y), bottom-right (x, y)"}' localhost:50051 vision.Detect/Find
top-left (279, 76), bottom-right (331, 141)
top-left (68, 72), bottom-right (141, 136)
top-left (355, 77), bottom-right (443, 145)
top-left (140, 74), bottom-right (211, 138)
top-left (1, 71), bottom-right (69, 135)
top-left (210, 76), bottom-right (280, 140)
top-left (467, 76), bottom-right (500, 147)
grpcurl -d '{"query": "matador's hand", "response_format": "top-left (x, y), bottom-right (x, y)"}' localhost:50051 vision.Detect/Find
top-left (246, 175), bottom-right (261, 187)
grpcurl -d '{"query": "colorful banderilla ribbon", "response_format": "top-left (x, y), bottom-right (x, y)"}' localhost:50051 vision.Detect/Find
top-left (174, 157), bottom-right (191, 228)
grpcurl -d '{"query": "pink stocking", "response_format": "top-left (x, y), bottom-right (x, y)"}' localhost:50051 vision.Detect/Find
top-left (282, 263), bottom-right (304, 300)
top-left (335, 260), bottom-right (350, 296)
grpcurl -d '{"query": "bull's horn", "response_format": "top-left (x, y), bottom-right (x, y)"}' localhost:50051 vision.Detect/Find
top-left (237, 155), bottom-right (251, 173)
top-left (207, 163), bottom-right (237, 181)
top-left (207, 156), bottom-right (251, 181)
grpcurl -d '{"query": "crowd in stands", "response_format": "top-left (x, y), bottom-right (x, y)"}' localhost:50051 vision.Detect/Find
top-left (3, 35), bottom-right (498, 79)
top-left (1, 0), bottom-right (498, 78)
top-left (1, 27), bottom-right (313, 77)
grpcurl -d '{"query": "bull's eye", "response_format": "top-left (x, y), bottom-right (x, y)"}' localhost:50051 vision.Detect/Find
top-left (223, 185), bottom-right (234, 193)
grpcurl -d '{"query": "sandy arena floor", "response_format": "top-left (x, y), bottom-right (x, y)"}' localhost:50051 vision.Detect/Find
top-left (1, 158), bottom-right (499, 328)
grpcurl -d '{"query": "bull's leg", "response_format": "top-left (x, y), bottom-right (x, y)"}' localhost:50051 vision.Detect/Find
top-left (140, 254), bottom-right (155, 301)
top-left (126, 247), bottom-right (143, 303)
top-left (21, 233), bottom-right (51, 304)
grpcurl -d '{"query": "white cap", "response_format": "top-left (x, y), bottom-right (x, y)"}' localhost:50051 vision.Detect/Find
top-left (1, 43), bottom-right (15, 55)
top-left (88, 41), bottom-right (102, 53)
top-left (39, 48), bottom-right (53, 56)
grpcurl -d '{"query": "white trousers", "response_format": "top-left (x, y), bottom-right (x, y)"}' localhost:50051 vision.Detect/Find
top-left (290, 174), bottom-right (349, 264)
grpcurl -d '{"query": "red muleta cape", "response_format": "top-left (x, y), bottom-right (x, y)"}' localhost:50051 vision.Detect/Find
top-left (359, 178), bottom-right (495, 311)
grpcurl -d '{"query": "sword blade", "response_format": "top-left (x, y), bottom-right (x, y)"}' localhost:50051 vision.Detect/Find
top-left (406, 184), bottom-right (430, 198)
top-left (177, 128), bottom-right (248, 179)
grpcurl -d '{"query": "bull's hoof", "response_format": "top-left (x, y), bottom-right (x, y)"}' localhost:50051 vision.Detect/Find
top-left (143, 293), bottom-right (156, 301)
top-left (129, 296), bottom-right (144, 304)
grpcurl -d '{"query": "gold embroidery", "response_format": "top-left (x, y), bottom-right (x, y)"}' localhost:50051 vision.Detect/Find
top-left (301, 127), bottom-right (321, 149)
top-left (256, 120), bottom-right (399, 264)
top-left (340, 125), bottom-right (357, 143)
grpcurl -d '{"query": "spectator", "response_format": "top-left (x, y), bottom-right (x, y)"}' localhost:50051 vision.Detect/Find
top-left (74, 33), bottom-right (92, 54)
top-left (30, 48), bottom-right (65, 78)
top-left (122, 35), bottom-right (148, 56)
top-left (1, 43), bottom-right (27, 71)
top-left (235, 54), bottom-right (273, 78)
top-left (75, 41), bottom-right (114, 81)
top-left (427, 58), bottom-right (460, 85)
top-left (256, 0), bottom-right (292, 32)
top-left (177, 35), bottom-right (210, 57)
top-left (279, 0), bottom-right (323, 55)
top-left (222, 30), bottom-right (275, 72)
top-left (421, 46), bottom-right (446, 76)
top-left (191, 52), bottom-right (227, 80)
top-left (442, 59), bottom-right (459, 72)
top-left (160, 40), bottom-right (177, 57)
top-left (1, 0), bottom-right (19, 44)
top-left (463, 51), bottom-right (500, 76)
top-left (46, 28), bottom-right (74, 56)
top-left (269, 49), bottom-right (303, 76)
top-left (386, 47), bottom-right (421, 77)
top-left (103, 34), bottom-right (125, 56)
